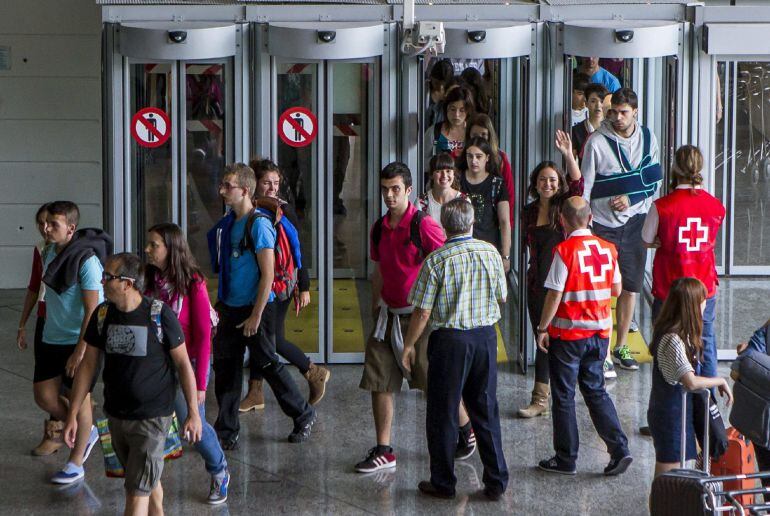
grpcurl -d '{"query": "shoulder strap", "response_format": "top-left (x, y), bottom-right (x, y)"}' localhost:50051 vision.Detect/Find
top-left (641, 126), bottom-right (652, 159)
top-left (372, 216), bottom-right (385, 251)
top-left (433, 122), bottom-right (443, 144)
top-left (150, 299), bottom-right (164, 343)
top-left (96, 304), bottom-right (109, 339)
top-left (239, 210), bottom-right (270, 256)
top-left (410, 210), bottom-right (427, 256)
top-left (601, 134), bottom-right (634, 172)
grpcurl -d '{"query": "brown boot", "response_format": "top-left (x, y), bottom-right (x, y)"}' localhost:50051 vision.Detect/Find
top-left (304, 363), bottom-right (331, 405)
top-left (517, 382), bottom-right (550, 418)
top-left (239, 379), bottom-right (265, 412)
top-left (31, 419), bottom-right (65, 456)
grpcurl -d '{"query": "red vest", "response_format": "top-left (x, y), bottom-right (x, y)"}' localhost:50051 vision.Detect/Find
top-left (549, 234), bottom-right (618, 341)
top-left (652, 188), bottom-right (725, 300)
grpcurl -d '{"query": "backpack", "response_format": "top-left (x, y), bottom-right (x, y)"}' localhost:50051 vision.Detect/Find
top-left (97, 298), bottom-right (165, 343)
top-left (372, 209), bottom-right (428, 258)
top-left (239, 198), bottom-right (301, 302)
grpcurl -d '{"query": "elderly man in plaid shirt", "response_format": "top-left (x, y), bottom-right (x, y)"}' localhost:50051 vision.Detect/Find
top-left (402, 198), bottom-right (509, 501)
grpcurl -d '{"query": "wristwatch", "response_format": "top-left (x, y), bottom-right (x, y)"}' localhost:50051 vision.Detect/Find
top-left (501, 255), bottom-right (510, 261)
top-left (536, 327), bottom-right (548, 334)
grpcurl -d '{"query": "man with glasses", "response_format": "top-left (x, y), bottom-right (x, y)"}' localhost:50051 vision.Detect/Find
top-left (207, 163), bottom-right (315, 449)
top-left (65, 252), bottom-right (203, 515)
top-left (35, 200), bottom-right (110, 484)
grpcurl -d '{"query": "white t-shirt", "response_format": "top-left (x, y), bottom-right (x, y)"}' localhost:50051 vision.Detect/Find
top-left (544, 229), bottom-right (622, 291)
top-left (423, 190), bottom-right (465, 234)
top-left (572, 107), bottom-right (588, 126)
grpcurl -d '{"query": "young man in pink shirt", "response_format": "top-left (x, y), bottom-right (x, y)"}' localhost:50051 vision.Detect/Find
top-left (354, 162), bottom-right (446, 473)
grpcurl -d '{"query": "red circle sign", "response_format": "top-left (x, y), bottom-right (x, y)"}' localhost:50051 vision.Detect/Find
top-left (131, 107), bottom-right (171, 148)
top-left (278, 107), bottom-right (317, 148)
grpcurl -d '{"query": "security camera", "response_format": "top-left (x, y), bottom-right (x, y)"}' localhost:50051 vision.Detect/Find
top-left (168, 31), bottom-right (187, 44)
top-left (615, 30), bottom-right (634, 43)
top-left (467, 30), bottom-right (486, 43)
top-left (317, 31), bottom-right (336, 43)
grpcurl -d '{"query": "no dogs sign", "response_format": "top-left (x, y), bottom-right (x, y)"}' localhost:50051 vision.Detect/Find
top-left (278, 107), bottom-right (317, 148)
top-left (131, 107), bottom-right (171, 148)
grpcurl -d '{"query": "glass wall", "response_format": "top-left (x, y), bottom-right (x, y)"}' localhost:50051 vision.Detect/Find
top-left (714, 61), bottom-right (770, 274)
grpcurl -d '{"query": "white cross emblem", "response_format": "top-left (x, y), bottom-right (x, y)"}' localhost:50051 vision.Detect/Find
top-left (577, 240), bottom-right (613, 284)
top-left (678, 217), bottom-right (709, 252)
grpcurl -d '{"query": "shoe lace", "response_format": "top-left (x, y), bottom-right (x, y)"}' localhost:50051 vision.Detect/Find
top-left (618, 346), bottom-right (633, 360)
top-left (365, 447), bottom-right (379, 461)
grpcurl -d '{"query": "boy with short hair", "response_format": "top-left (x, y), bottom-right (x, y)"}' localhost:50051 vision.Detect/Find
top-left (36, 200), bottom-right (111, 484)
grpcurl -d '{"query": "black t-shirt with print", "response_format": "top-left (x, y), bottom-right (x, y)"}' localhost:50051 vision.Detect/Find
top-left (84, 297), bottom-right (185, 420)
top-left (460, 173), bottom-right (509, 250)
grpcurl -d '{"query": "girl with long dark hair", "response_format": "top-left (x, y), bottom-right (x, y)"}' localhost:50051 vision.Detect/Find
top-left (144, 222), bottom-right (230, 504)
top-left (517, 130), bottom-right (583, 418)
top-left (647, 277), bottom-right (731, 479)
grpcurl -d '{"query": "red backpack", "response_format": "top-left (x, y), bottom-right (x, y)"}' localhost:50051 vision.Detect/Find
top-left (239, 198), bottom-right (300, 302)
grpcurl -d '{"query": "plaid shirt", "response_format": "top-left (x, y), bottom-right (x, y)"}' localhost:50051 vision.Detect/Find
top-left (408, 235), bottom-right (507, 330)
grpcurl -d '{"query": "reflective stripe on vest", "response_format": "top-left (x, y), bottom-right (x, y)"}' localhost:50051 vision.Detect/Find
top-left (561, 288), bottom-right (613, 302)
top-left (551, 316), bottom-right (614, 331)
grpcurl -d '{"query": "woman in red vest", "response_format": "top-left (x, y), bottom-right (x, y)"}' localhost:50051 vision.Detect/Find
top-left (642, 145), bottom-right (725, 379)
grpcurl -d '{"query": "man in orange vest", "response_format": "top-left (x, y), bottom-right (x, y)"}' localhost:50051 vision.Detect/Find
top-left (535, 197), bottom-right (632, 476)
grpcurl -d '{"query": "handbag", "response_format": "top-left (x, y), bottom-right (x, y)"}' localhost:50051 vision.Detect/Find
top-left (97, 414), bottom-right (184, 479)
top-left (693, 390), bottom-right (729, 461)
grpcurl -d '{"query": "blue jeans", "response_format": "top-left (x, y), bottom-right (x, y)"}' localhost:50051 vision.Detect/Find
top-left (174, 385), bottom-right (227, 476)
top-left (652, 295), bottom-right (717, 378)
top-left (549, 335), bottom-right (629, 466)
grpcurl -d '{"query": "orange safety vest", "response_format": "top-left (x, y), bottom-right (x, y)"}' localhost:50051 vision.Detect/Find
top-left (549, 234), bottom-right (618, 341)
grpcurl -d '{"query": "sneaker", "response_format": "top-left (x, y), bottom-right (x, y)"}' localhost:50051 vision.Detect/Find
top-left (538, 456), bottom-right (576, 475)
top-left (604, 455), bottom-right (633, 476)
top-left (455, 429), bottom-right (477, 461)
top-left (629, 320), bottom-right (639, 333)
top-left (288, 411), bottom-right (316, 443)
top-left (354, 447), bottom-right (397, 473)
top-left (612, 345), bottom-right (639, 370)
top-left (603, 360), bottom-right (617, 379)
top-left (82, 425), bottom-right (98, 463)
top-left (207, 468), bottom-right (230, 505)
top-left (51, 462), bottom-right (85, 484)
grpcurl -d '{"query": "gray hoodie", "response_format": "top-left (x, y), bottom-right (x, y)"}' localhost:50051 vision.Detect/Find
top-left (581, 120), bottom-right (660, 228)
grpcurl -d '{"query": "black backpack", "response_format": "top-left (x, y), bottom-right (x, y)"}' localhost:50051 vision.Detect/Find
top-left (372, 210), bottom-right (428, 258)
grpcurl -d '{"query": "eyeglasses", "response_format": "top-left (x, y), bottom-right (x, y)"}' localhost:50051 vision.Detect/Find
top-left (102, 272), bottom-right (134, 283)
top-left (218, 181), bottom-right (243, 191)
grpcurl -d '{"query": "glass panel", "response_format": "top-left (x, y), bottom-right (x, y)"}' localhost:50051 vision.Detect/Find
top-left (276, 61), bottom-right (319, 355)
top-left (130, 62), bottom-right (173, 251)
top-left (185, 62), bottom-right (227, 280)
top-left (330, 61), bottom-right (374, 355)
top-left (732, 62), bottom-right (770, 268)
top-left (714, 61), bottom-right (729, 269)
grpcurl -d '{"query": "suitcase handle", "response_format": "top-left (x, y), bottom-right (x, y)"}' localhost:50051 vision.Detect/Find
top-left (681, 389), bottom-right (711, 472)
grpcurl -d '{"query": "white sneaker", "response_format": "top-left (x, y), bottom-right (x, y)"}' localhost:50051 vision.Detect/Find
top-left (604, 360), bottom-right (617, 379)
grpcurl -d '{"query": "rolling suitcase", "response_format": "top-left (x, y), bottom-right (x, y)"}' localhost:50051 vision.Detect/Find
top-left (650, 389), bottom-right (725, 516)
top-left (712, 427), bottom-right (758, 507)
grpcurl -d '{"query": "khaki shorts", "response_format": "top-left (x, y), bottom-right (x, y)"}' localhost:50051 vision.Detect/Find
top-left (359, 312), bottom-right (430, 393)
top-left (108, 415), bottom-right (172, 495)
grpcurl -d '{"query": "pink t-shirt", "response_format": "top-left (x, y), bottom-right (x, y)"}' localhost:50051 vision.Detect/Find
top-left (370, 203), bottom-right (445, 308)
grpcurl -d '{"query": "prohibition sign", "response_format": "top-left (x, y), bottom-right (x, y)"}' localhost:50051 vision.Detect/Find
top-left (131, 107), bottom-right (171, 148)
top-left (278, 107), bottom-right (317, 148)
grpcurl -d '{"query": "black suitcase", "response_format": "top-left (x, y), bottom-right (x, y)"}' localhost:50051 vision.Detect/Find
top-left (650, 390), bottom-right (725, 516)
top-left (731, 350), bottom-right (770, 449)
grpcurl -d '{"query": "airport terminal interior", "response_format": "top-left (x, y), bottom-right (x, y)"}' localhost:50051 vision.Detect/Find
top-left (2, 0), bottom-right (770, 514)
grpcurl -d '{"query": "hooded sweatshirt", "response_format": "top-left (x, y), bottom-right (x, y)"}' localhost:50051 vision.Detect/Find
top-left (581, 120), bottom-right (660, 228)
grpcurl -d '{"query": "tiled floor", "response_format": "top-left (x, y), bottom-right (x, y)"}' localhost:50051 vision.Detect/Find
top-left (0, 278), bottom-right (767, 515)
